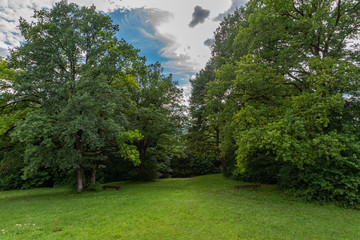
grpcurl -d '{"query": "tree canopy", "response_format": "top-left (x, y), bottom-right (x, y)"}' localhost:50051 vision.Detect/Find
top-left (189, 0), bottom-right (360, 206)
top-left (0, 1), bottom-right (184, 192)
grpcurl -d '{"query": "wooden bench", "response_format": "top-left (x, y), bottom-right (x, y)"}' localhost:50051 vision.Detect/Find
top-left (234, 184), bottom-right (261, 191)
top-left (102, 185), bottom-right (120, 190)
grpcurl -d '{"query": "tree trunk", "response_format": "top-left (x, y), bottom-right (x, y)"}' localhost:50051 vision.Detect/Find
top-left (82, 170), bottom-right (87, 189)
top-left (77, 165), bottom-right (84, 192)
top-left (75, 131), bottom-right (84, 192)
top-left (215, 128), bottom-right (226, 173)
top-left (91, 165), bottom-right (97, 184)
top-left (139, 142), bottom-right (147, 178)
top-left (221, 156), bottom-right (227, 173)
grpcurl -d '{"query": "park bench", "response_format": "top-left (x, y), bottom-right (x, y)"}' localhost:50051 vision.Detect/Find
top-left (234, 184), bottom-right (261, 191)
top-left (102, 185), bottom-right (120, 190)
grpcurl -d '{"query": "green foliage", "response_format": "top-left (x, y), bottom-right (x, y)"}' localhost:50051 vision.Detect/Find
top-left (0, 173), bottom-right (23, 190)
top-left (127, 63), bottom-right (185, 180)
top-left (279, 153), bottom-right (360, 207)
top-left (0, 58), bottom-right (35, 190)
top-left (5, 1), bottom-right (147, 191)
top-left (189, 0), bottom-right (360, 206)
top-left (187, 63), bottom-right (224, 175)
top-left (117, 130), bottom-right (143, 166)
top-left (1, 1), bottom-right (185, 189)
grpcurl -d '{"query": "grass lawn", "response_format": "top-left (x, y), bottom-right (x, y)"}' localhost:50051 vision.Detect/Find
top-left (0, 174), bottom-right (359, 239)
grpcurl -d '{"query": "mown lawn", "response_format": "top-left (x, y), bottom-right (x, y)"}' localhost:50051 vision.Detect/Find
top-left (0, 174), bottom-right (359, 239)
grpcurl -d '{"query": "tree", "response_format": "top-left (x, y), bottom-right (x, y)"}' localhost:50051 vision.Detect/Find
top-left (192, 0), bottom-right (360, 206)
top-left (187, 62), bottom-right (222, 174)
top-left (188, 8), bottom-right (248, 175)
top-left (228, 0), bottom-right (360, 193)
top-left (8, 1), bottom-right (144, 192)
top-left (128, 63), bottom-right (185, 180)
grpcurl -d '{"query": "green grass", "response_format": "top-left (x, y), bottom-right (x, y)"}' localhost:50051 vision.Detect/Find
top-left (0, 174), bottom-right (359, 239)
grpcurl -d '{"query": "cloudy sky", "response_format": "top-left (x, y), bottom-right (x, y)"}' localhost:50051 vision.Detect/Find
top-left (0, 0), bottom-right (248, 99)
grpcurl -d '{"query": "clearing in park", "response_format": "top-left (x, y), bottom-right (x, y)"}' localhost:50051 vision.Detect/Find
top-left (0, 174), bottom-right (359, 240)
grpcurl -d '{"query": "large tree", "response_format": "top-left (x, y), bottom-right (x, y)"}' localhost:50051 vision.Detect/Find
top-left (128, 63), bottom-right (185, 180)
top-left (188, 8), bottom-right (247, 175)
top-left (8, 1), bottom-right (144, 192)
top-left (187, 62), bottom-right (223, 174)
top-left (229, 0), bottom-right (360, 205)
top-left (191, 0), bottom-right (360, 206)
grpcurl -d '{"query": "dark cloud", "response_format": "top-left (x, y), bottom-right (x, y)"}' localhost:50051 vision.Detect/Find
top-left (189, 6), bottom-right (210, 28)
top-left (204, 38), bottom-right (215, 48)
top-left (214, 0), bottom-right (247, 21)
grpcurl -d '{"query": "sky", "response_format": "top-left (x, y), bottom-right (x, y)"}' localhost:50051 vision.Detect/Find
top-left (0, 0), bottom-right (248, 100)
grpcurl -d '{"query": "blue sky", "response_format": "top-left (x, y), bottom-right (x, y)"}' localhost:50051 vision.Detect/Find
top-left (108, 10), bottom-right (181, 81)
top-left (0, 0), bottom-right (248, 100)
top-left (109, 10), bottom-right (169, 64)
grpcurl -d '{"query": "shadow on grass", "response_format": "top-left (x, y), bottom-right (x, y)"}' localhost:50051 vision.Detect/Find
top-left (0, 187), bottom-right (75, 202)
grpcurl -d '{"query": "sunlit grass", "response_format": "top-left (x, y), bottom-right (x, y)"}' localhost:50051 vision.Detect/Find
top-left (0, 174), bottom-right (359, 239)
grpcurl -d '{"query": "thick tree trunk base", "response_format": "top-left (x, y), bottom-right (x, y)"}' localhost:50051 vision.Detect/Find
top-left (77, 166), bottom-right (84, 192)
top-left (91, 165), bottom-right (97, 184)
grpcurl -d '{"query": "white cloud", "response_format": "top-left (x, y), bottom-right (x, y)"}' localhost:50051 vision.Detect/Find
top-left (177, 80), bottom-right (192, 107)
top-left (214, 0), bottom-right (248, 21)
top-left (0, 0), bottom-right (248, 106)
top-left (118, 0), bottom-right (248, 75)
top-left (0, 0), bottom-right (246, 68)
top-left (0, 0), bottom-right (56, 56)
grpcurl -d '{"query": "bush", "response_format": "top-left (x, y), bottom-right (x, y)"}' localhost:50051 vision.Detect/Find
top-left (237, 152), bottom-right (281, 184)
top-left (277, 157), bottom-right (360, 208)
top-left (0, 173), bottom-right (23, 190)
top-left (298, 158), bottom-right (360, 207)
